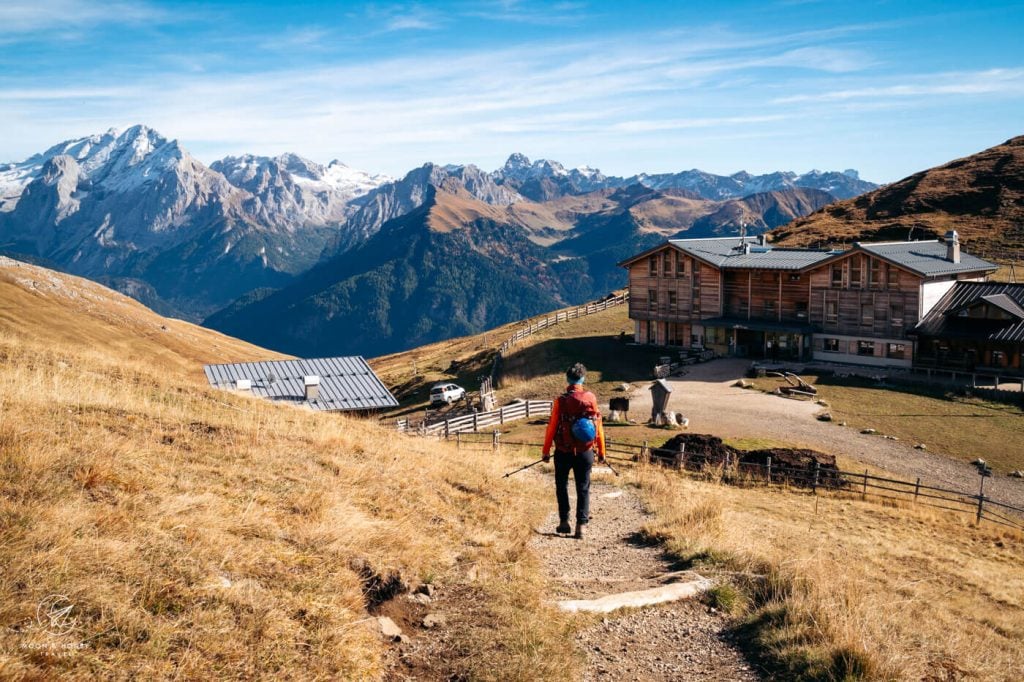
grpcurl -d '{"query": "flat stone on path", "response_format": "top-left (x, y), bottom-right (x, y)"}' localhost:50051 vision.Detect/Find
top-left (530, 472), bottom-right (759, 680)
top-left (557, 578), bottom-right (713, 613)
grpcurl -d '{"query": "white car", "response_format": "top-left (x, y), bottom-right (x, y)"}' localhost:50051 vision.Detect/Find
top-left (429, 382), bottom-right (466, 406)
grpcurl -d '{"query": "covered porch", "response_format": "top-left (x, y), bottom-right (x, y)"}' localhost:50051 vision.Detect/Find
top-left (700, 317), bottom-right (816, 361)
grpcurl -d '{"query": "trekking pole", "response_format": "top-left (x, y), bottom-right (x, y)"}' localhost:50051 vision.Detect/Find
top-left (601, 457), bottom-right (620, 477)
top-left (503, 458), bottom-right (544, 478)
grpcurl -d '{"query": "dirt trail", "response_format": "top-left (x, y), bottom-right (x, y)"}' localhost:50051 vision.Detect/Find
top-left (530, 471), bottom-right (759, 681)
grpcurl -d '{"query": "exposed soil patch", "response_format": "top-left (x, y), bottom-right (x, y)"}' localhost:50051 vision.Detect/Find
top-left (654, 433), bottom-right (842, 487)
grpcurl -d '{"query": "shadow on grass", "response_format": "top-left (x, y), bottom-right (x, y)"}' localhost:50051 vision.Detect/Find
top-left (502, 335), bottom-right (668, 389)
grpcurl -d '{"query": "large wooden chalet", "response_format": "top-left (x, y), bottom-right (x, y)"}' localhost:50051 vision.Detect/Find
top-left (618, 231), bottom-right (1012, 370)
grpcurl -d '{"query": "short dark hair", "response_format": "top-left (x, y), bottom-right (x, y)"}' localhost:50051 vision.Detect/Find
top-left (566, 362), bottom-right (587, 384)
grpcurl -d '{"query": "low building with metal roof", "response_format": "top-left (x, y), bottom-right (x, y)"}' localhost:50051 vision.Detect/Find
top-left (204, 356), bottom-right (399, 413)
top-left (911, 282), bottom-right (1024, 374)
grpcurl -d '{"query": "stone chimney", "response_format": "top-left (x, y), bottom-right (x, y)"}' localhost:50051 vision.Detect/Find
top-left (945, 230), bottom-right (960, 263)
top-left (304, 375), bottom-right (321, 402)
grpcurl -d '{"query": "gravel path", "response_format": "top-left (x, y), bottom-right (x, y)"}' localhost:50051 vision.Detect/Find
top-left (623, 359), bottom-right (1024, 509)
top-left (531, 473), bottom-right (759, 681)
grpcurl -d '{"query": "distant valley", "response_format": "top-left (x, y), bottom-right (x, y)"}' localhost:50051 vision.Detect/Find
top-left (0, 125), bottom-right (879, 355)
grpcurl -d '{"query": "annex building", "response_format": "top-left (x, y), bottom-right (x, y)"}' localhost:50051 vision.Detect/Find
top-left (617, 231), bottom-right (1014, 370)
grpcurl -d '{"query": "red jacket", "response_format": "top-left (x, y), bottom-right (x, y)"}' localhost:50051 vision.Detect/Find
top-left (542, 384), bottom-right (606, 457)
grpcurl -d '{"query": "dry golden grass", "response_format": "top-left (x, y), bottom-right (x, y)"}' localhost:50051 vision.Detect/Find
top-left (630, 465), bottom-right (1024, 681)
top-left (0, 259), bottom-right (575, 680)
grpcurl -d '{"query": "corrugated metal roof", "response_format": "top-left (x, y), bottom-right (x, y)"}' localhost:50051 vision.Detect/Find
top-left (855, 241), bottom-right (996, 277)
top-left (913, 282), bottom-right (1024, 343)
top-left (667, 238), bottom-right (834, 270)
top-left (203, 356), bottom-right (399, 412)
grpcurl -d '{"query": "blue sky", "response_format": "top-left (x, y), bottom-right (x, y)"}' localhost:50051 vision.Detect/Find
top-left (1, 0), bottom-right (1023, 182)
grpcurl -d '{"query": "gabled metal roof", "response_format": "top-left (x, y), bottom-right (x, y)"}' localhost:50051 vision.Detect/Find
top-left (617, 237), bottom-right (834, 271)
top-left (204, 356), bottom-right (399, 412)
top-left (853, 241), bottom-right (996, 277)
top-left (912, 282), bottom-right (1024, 343)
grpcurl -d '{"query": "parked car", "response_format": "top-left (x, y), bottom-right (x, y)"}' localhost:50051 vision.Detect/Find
top-left (429, 382), bottom-right (466, 406)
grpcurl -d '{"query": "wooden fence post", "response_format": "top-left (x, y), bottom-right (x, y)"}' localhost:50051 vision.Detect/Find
top-left (492, 430), bottom-right (499, 451)
top-left (766, 456), bottom-right (772, 484)
top-left (642, 440), bottom-right (649, 463)
top-left (914, 477), bottom-right (921, 502)
top-left (525, 401), bottom-right (531, 418)
top-left (473, 412), bottom-right (479, 432)
top-left (812, 461), bottom-right (820, 492)
top-left (862, 469), bottom-right (868, 499)
top-left (456, 431), bottom-right (461, 449)
top-left (977, 474), bottom-right (987, 524)
top-left (673, 442), bottom-right (685, 470)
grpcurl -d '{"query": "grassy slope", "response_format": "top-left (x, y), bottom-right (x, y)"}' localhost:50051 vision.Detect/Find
top-left (381, 300), bottom-right (1024, 680)
top-left (0, 258), bottom-right (574, 680)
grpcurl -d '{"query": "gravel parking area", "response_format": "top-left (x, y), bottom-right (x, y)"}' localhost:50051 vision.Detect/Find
top-left (622, 359), bottom-right (1024, 509)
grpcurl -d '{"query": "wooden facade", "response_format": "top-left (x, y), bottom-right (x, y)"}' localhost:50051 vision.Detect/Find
top-left (622, 238), bottom-right (999, 369)
top-left (805, 252), bottom-right (925, 366)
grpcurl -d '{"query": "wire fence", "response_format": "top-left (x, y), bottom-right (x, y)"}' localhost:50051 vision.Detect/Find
top-left (442, 431), bottom-right (1024, 532)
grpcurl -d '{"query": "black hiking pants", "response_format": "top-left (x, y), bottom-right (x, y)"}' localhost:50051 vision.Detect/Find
top-left (554, 449), bottom-right (594, 525)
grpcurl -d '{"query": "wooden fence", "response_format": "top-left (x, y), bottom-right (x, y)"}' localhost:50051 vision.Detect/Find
top-left (489, 292), bottom-right (630, 384)
top-left (396, 400), bottom-right (553, 437)
top-left (446, 432), bottom-right (1024, 532)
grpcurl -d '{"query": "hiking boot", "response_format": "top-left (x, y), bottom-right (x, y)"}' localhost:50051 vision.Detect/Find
top-left (555, 521), bottom-right (571, 534)
top-left (573, 524), bottom-right (585, 540)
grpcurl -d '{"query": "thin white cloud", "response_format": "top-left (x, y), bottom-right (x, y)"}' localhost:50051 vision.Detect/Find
top-left (0, 0), bottom-right (165, 35)
top-left (774, 68), bottom-right (1024, 104)
top-left (1, 18), bottom-right (1022, 180)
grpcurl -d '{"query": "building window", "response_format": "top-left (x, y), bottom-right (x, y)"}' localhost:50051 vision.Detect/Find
top-left (850, 257), bottom-right (863, 288)
top-left (861, 302), bottom-right (874, 326)
top-left (795, 301), bottom-right (808, 319)
top-left (823, 338), bottom-right (840, 352)
top-left (668, 290), bottom-right (677, 313)
top-left (663, 253), bottom-right (672, 276)
top-left (649, 256), bottom-right (658, 277)
top-left (887, 264), bottom-right (899, 288)
top-left (789, 273), bottom-right (801, 282)
top-left (888, 343), bottom-right (906, 359)
top-left (676, 253), bottom-right (685, 277)
top-left (826, 301), bottom-right (838, 323)
top-left (891, 301), bottom-right (904, 327)
top-left (764, 300), bottom-right (776, 317)
top-left (648, 289), bottom-right (658, 310)
top-left (646, 320), bottom-right (655, 343)
top-left (857, 341), bottom-right (875, 356)
top-left (870, 259), bottom-right (883, 288)
top-left (831, 264), bottom-right (843, 287)
top-left (692, 270), bottom-right (701, 314)
top-left (992, 350), bottom-right (1007, 367)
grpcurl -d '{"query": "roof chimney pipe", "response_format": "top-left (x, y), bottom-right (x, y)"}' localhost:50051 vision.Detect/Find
top-left (945, 230), bottom-right (960, 263)
top-left (304, 375), bottom-right (321, 402)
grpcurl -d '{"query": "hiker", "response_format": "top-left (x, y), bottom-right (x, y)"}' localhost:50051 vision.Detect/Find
top-left (542, 362), bottom-right (607, 539)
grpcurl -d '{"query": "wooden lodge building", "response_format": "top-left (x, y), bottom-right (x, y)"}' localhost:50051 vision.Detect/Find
top-left (617, 231), bottom-right (1022, 372)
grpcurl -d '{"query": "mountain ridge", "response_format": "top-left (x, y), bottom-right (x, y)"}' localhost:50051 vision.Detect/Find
top-left (771, 135), bottom-right (1024, 260)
